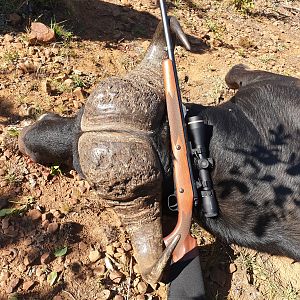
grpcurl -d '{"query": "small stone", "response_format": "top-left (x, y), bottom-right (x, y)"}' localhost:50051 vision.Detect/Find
top-left (42, 212), bottom-right (53, 222)
top-left (53, 296), bottom-right (63, 300)
top-left (38, 274), bottom-right (46, 283)
top-left (112, 241), bottom-right (121, 248)
top-left (6, 277), bottom-right (20, 293)
top-left (53, 210), bottom-right (63, 219)
top-left (3, 150), bottom-right (12, 158)
top-left (42, 219), bottom-right (50, 229)
top-left (53, 264), bottom-right (64, 273)
top-left (27, 209), bottom-right (42, 220)
top-left (114, 295), bottom-right (124, 300)
top-left (228, 263), bottom-right (237, 274)
top-left (0, 271), bottom-right (10, 281)
top-left (133, 278), bottom-right (140, 287)
top-left (44, 48), bottom-right (52, 58)
top-left (22, 280), bottom-right (35, 291)
top-left (41, 80), bottom-right (52, 95)
top-left (0, 198), bottom-right (8, 209)
top-left (109, 270), bottom-right (124, 284)
top-left (135, 295), bottom-right (145, 300)
top-left (35, 267), bottom-right (45, 277)
top-left (78, 241), bottom-right (88, 251)
top-left (73, 87), bottom-right (86, 100)
top-left (89, 249), bottom-right (101, 263)
top-left (2, 218), bottom-right (10, 230)
top-left (122, 243), bottom-right (132, 252)
top-left (47, 222), bottom-right (59, 233)
top-left (99, 289), bottom-right (111, 300)
top-left (41, 252), bottom-right (52, 264)
top-left (63, 78), bottom-right (73, 87)
top-left (133, 264), bottom-right (140, 274)
top-left (119, 254), bottom-right (128, 265)
top-left (4, 34), bottom-right (14, 43)
top-left (28, 22), bottom-right (56, 45)
top-left (24, 238), bottom-right (33, 246)
top-left (24, 250), bottom-right (39, 266)
top-left (93, 265), bottom-right (106, 276)
top-left (106, 245), bottom-right (115, 256)
top-left (137, 281), bottom-right (148, 294)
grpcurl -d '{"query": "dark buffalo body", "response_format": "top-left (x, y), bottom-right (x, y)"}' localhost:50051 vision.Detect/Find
top-left (187, 65), bottom-right (300, 261)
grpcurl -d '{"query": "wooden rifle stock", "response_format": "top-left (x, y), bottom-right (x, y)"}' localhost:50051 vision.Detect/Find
top-left (162, 58), bottom-right (197, 262)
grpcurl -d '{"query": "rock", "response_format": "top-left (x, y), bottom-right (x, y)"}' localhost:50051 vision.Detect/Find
top-left (4, 34), bottom-right (14, 43)
top-left (42, 212), bottom-right (53, 222)
top-left (228, 263), bottom-right (237, 274)
top-left (41, 80), bottom-right (52, 95)
top-left (106, 245), bottom-right (115, 256)
top-left (1, 218), bottom-right (10, 230)
top-left (8, 13), bottom-right (22, 26)
top-left (114, 295), bottom-right (124, 300)
top-left (63, 78), bottom-right (73, 87)
top-left (89, 249), bottom-right (101, 263)
top-left (53, 210), bottom-right (63, 219)
top-left (24, 238), bottom-right (33, 246)
top-left (119, 254), bottom-right (128, 265)
top-left (24, 250), bottom-right (39, 266)
top-left (73, 87), bottom-right (86, 100)
top-left (44, 48), bottom-right (52, 58)
top-left (28, 22), bottom-right (56, 45)
top-left (35, 267), bottom-right (45, 277)
top-left (137, 281), bottom-right (148, 294)
top-left (0, 198), bottom-right (8, 209)
top-left (6, 277), bottom-right (20, 293)
top-left (93, 265), bottom-right (106, 276)
top-left (53, 296), bottom-right (63, 300)
top-left (0, 270), bottom-right (10, 281)
top-left (53, 264), bottom-right (64, 273)
top-left (41, 252), bottom-right (52, 264)
top-left (109, 270), bottom-right (124, 284)
top-left (122, 242), bottom-right (132, 252)
top-left (133, 264), bottom-right (140, 274)
top-left (135, 295), bottom-right (145, 300)
top-left (47, 222), bottom-right (59, 233)
top-left (99, 289), bottom-right (111, 300)
top-left (22, 280), bottom-right (35, 291)
top-left (42, 220), bottom-right (50, 229)
top-left (27, 209), bottom-right (42, 220)
top-left (18, 62), bottom-right (36, 74)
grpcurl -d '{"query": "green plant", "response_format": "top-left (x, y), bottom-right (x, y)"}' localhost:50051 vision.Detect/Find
top-left (7, 127), bottom-right (20, 137)
top-left (3, 50), bottom-right (19, 65)
top-left (174, 0), bottom-right (183, 9)
top-left (232, 0), bottom-right (254, 13)
top-left (50, 165), bottom-right (62, 176)
top-left (50, 19), bottom-right (73, 42)
top-left (205, 19), bottom-right (224, 40)
top-left (0, 197), bottom-right (35, 218)
top-left (71, 75), bottom-right (86, 88)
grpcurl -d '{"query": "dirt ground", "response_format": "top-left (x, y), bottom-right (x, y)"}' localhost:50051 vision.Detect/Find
top-left (1, 0), bottom-right (300, 299)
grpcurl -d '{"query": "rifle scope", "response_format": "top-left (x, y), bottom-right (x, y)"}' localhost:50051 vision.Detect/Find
top-left (187, 115), bottom-right (218, 218)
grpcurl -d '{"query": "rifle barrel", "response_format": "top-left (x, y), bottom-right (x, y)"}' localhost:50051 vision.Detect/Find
top-left (159, 0), bottom-right (174, 61)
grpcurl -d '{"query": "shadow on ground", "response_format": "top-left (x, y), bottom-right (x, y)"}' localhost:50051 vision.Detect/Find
top-left (1, 0), bottom-right (209, 54)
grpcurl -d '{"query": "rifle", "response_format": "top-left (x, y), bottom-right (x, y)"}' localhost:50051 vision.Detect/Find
top-left (159, 0), bottom-right (198, 262)
top-left (159, 0), bottom-right (218, 298)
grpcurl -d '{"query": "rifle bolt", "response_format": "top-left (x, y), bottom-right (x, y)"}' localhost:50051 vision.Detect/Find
top-left (179, 188), bottom-right (184, 193)
top-left (176, 145), bottom-right (181, 150)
